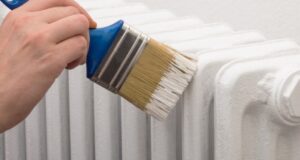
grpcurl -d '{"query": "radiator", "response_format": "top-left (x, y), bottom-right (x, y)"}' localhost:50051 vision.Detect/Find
top-left (1, 0), bottom-right (300, 160)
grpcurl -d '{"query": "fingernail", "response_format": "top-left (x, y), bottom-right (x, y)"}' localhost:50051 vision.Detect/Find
top-left (90, 21), bottom-right (97, 28)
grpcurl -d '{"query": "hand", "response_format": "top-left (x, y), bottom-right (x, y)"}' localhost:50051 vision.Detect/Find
top-left (0, 0), bottom-right (96, 132)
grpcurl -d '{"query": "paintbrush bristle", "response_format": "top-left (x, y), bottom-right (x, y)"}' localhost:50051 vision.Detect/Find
top-left (119, 39), bottom-right (197, 120)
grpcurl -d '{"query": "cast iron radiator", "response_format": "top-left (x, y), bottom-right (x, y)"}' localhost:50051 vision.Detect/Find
top-left (1, 0), bottom-right (300, 160)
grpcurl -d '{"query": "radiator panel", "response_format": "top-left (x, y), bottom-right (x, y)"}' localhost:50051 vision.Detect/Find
top-left (182, 40), bottom-right (300, 160)
top-left (136, 17), bottom-right (203, 34)
top-left (25, 100), bottom-right (47, 160)
top-left (45, 72), bottom-right (70, 160)
top-left (214, 55), bottom-right (300, 160)
top-left (5, 122), bottom-right (26, 160)
top-left (69, 67), bottom-right (95, 160)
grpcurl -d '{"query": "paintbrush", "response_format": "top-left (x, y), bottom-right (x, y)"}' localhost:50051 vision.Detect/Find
top-left (1, 0), bottom-right (197, 120)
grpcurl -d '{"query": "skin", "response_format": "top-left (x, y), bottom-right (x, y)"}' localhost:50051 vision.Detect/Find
top-left (0, 0), bottom-right (97, 132)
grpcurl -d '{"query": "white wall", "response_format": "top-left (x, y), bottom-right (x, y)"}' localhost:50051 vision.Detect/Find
top-left (128, 0), bottom-right (300, 43)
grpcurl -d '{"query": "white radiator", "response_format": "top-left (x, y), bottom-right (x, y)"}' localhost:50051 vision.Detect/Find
top-left (1, 0), bottom-right (300, 160)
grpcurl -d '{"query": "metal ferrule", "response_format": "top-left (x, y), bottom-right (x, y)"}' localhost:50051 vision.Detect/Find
top-left (91, 23), bottom-right (150, 93)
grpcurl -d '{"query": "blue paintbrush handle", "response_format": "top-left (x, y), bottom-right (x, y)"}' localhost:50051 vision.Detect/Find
top-left (0, 0), bottom-right (27, 9)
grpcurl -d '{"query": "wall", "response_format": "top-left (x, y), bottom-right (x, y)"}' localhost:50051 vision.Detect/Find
top-left (128, 0), bottom-right (300, 43)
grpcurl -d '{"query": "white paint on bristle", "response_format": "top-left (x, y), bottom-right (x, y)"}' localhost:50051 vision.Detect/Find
top-left (145, 50), bottom-right (198, 120)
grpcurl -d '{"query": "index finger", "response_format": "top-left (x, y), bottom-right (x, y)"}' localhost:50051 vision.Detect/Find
top-left (67, 0), bottom-right (97, 28)
top-left (19, 0), bottom-right (97, 28)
